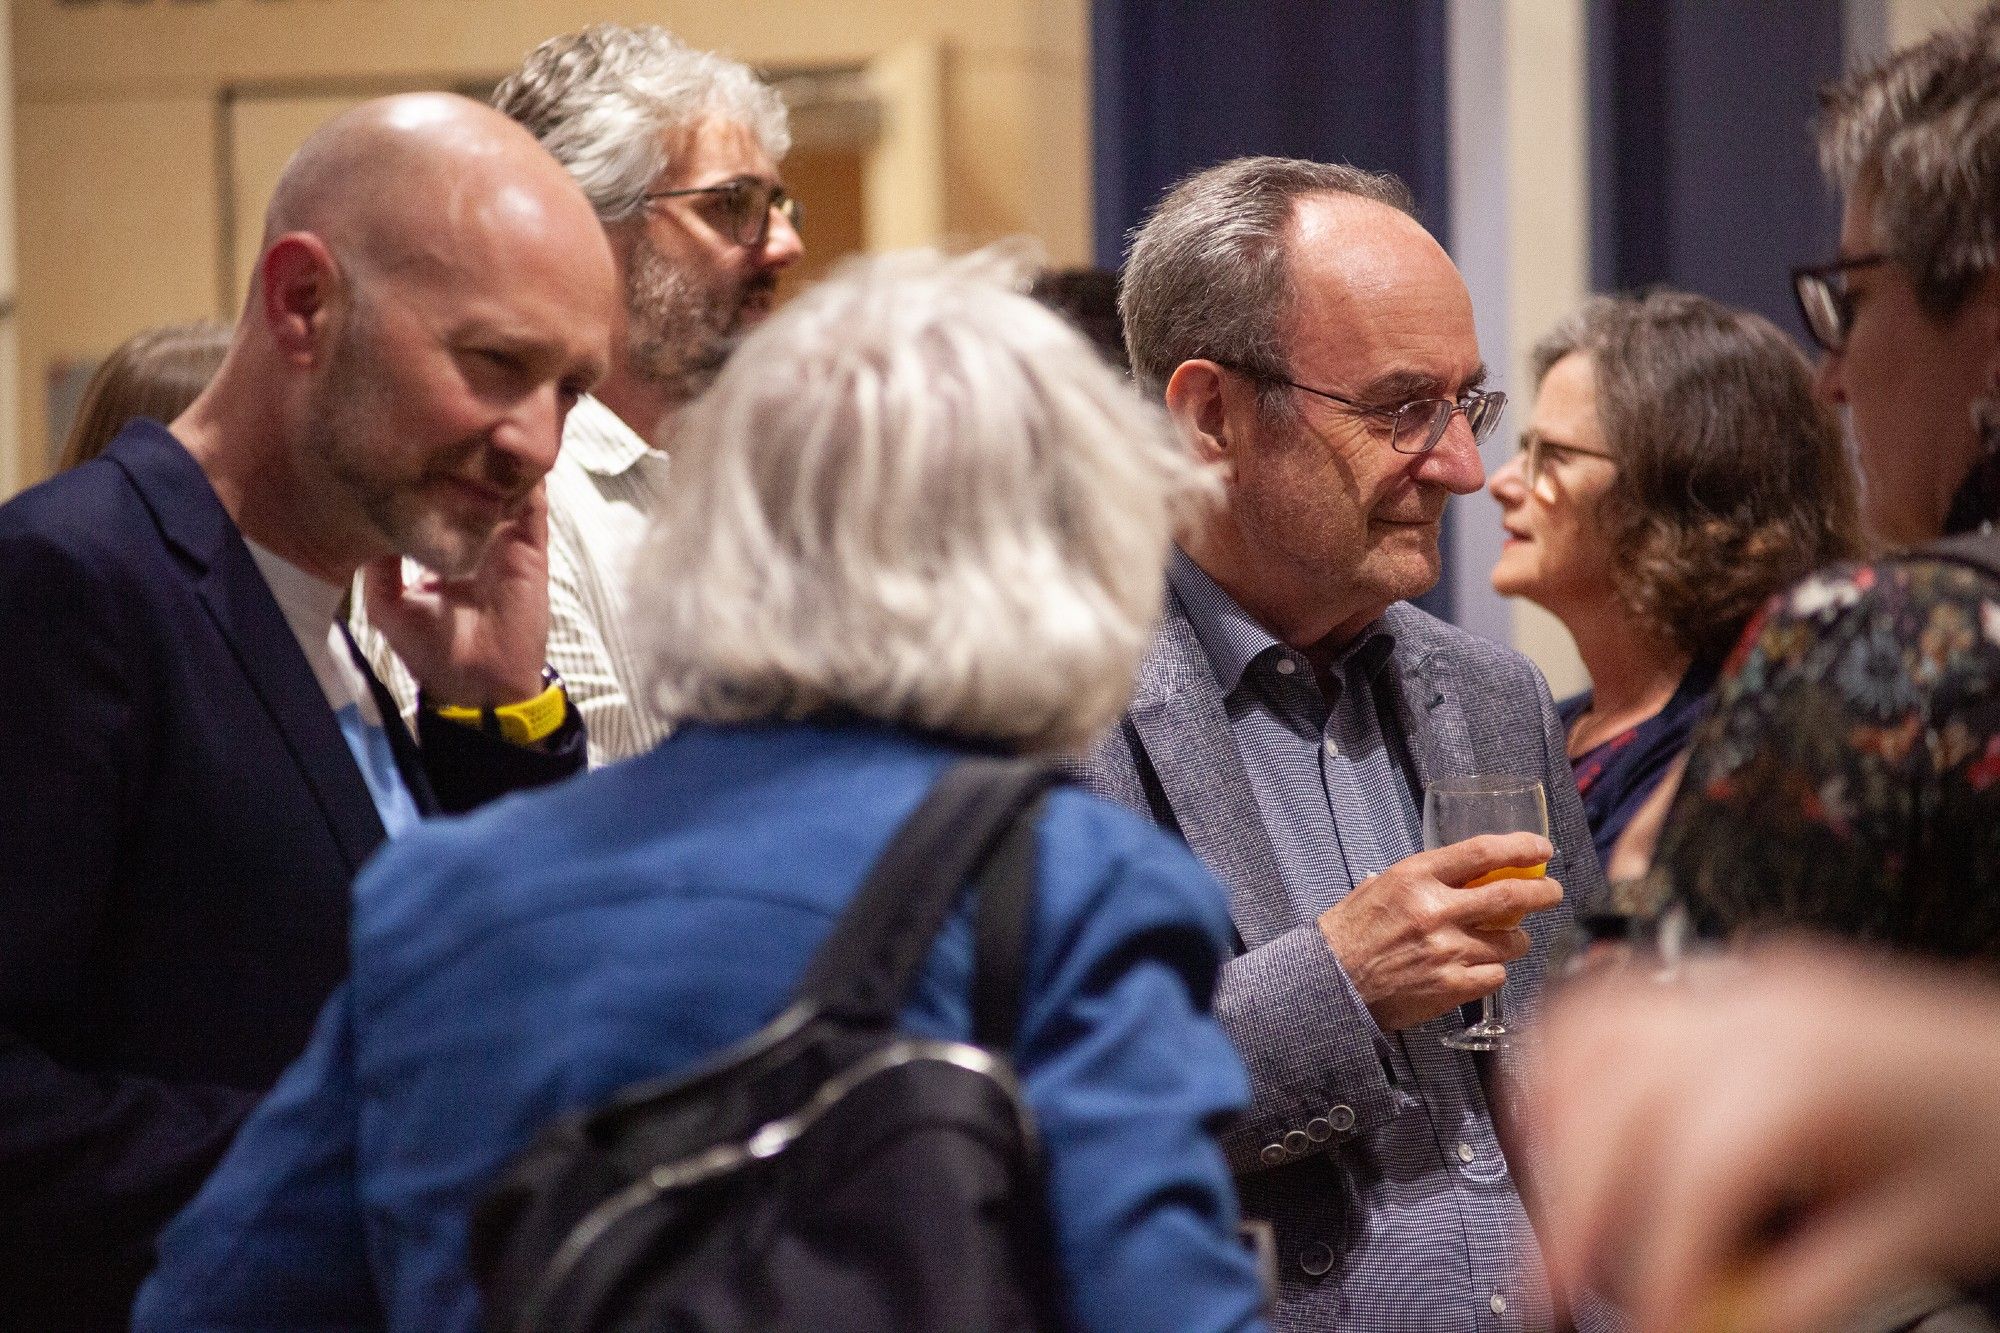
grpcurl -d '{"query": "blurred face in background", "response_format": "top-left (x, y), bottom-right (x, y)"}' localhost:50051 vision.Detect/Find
top-left (1489, 351), bottom-right (1618, 619)
top-left (618, 116), bottom-right (804, 404)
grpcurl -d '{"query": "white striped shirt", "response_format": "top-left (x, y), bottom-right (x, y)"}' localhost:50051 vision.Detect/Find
top-left (540, 395), bottom-right (675, 766)
top-left (350, 394), bottom-right (674, 768)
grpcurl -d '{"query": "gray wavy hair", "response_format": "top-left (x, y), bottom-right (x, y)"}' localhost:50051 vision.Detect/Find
top-left (1819, 3), bottom-right (2000, 318)
top-left (634, 247), bottom-right (1217, 754)
top-left (1119, 155), bottom-right (1415, 410)
top-left (493, 23), bottom-right (790, 223)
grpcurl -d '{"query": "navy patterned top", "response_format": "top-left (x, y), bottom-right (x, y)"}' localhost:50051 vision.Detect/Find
top-left (1558, 658), bottom-right (1718, 874)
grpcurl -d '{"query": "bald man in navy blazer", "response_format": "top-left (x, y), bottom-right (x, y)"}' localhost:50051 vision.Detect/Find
top-left (0, 95), bottom-right (619, 1331)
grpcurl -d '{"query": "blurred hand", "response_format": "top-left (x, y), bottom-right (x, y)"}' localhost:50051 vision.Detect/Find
top-left (1317, 833), bottom-right (1560, 1032)
top-left (362, 483), bottom-right (552, 708)
top-left (1524, 944), bottom-right (2000, 1333)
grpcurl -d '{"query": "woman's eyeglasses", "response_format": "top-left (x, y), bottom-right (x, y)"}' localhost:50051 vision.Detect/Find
top-left (1519, 431), bottom-right (1617, 490)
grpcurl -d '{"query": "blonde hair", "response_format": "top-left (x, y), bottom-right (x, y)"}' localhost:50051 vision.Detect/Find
top-left (635, 248), bottom-right (1216, 754)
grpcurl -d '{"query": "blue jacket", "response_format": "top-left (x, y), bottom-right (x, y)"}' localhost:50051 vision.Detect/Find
top-left (137, 720), bottom-right (1268, 1333)
top-left (0, 421), bottom-right (583, 1331)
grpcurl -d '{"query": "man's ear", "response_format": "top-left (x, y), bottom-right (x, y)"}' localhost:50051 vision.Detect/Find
top-left (1163, 359), bottom-right (1241, 479)
top-left (259, 233), bottom-right (340, 367)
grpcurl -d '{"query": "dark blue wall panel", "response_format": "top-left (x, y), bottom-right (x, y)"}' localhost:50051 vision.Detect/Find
top-left (1092, 0), bottom-right (1451, 266)
top-left (1590, 0), bottom-right (1846, 340)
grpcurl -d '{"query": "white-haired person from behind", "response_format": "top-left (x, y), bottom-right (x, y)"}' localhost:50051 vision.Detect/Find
top-left (134, 249), bottom-right (1271, 1333)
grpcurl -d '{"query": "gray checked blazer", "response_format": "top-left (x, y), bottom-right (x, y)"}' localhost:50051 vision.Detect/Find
top-left (1078, 590), bottom-right (1611, 1326)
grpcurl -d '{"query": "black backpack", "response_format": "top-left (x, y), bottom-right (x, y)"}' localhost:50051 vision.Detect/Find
top-left (467, 757), bottom-right (1067, 1333)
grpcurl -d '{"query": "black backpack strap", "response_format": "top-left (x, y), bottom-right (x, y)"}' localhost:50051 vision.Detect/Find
top-left (797, 756), bottom-right (1060, 1030)
top-left (970, 794), bottom-right (1043, 1049)
top-left (1924, 528), bottom-right (2000, 582)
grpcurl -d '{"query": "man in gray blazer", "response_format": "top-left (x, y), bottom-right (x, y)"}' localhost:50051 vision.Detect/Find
top-left (1081, 156), bottom-right (1611, 1331)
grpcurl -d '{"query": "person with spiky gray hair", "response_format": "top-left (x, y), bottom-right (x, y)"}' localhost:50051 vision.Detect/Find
top-left (355, 23), bottom-right (803, 764)
top-left (1651, 1), bottom-right (2000, 970)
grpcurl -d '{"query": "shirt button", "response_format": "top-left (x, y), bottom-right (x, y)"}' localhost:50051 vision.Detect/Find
top-left (1457, 1141), bottom-right (1475, 1164)
top-left (1260, 1142), bottom-right (1286, 1166)
top-left (1299, 1241), bottom-right (1335, 1277)
top-left (1275, 657), bottom-right (1298, 676)
top-left (1323, 736), bottom-right (1339, 756)
top-left (1283, 1130), bottom-right (1310, 1155)
top-left (1305, 1116), bottom-right (1333, 1142)
top-left (1328, 1104), bottom-right (1356, 1133)
top-left (1490, 1292), bottom-right (1507, 1315)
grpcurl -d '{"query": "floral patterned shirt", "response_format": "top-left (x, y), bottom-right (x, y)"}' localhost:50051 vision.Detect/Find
top-left (1654, 550), bottom-right (2000, 962)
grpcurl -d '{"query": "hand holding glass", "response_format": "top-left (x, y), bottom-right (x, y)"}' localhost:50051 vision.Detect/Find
top-left (1424, 775), bottom-right (1549, 1051)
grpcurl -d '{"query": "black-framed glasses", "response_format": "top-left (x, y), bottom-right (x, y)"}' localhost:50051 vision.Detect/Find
top-left (1518, 430), bottom-right (1617, 490)
top-left (1792, 252), bottom-right (1889, 353)
top-left (1252, 370), bottom-right (1507, 455)
top-left (643, 179), bottom-right (802, 249)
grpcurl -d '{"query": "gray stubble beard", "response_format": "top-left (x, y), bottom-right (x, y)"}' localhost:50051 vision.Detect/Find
top-left (622, 233), bottom-right (758, 409)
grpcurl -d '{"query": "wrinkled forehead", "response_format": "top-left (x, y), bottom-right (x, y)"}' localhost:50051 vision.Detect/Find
top-left (1837, 179), bottom-right (1883, 256)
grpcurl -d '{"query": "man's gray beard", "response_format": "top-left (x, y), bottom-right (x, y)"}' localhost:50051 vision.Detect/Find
top-left (309, 319), bottom-right (497, 579)
top-left (623, 236), bottom-right (745, 407)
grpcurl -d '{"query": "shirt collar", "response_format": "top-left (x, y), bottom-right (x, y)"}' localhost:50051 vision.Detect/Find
top-left (1167, 546), bottom-right (1398, 695)
top-left (564, 393), bottom-right (661, 478)
top-left (1169, 547), bottom-right (1282, 695)
top-left (243, 537), bottom-right (369, 714)
top-left (243, 537), bottom-right (344, 643)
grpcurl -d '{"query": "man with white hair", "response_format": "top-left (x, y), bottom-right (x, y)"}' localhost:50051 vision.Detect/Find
top-left (0, 95), bottom-right (615, 1331)
top-left (361, 24), bottom-right (804, 764)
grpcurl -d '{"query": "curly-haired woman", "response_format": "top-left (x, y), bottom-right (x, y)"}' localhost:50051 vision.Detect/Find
top-left (1488, 290), bottom-right (1863, 869)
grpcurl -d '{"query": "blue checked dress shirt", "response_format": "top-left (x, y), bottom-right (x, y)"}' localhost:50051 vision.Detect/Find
top-left (1169, 552), bottom-right (1552, 1332)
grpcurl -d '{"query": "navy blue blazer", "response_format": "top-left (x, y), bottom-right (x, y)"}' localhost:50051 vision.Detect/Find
top-left (0, 420), bottom-right (583, 1331)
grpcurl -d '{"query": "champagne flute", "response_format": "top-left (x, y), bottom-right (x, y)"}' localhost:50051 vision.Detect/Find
top-left (1424, 774), bottom-right (1548, 1052)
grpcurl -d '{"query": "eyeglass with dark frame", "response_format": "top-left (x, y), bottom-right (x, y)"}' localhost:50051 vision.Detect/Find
top-left (642, 178), bottom-right (802, 249)
top-left (1219, 362), bottom-right (1507, 455)
top-left (1518, 430), bottom-right (1617, 490)
top-left (1791, 252), bottom-right (1890, 353)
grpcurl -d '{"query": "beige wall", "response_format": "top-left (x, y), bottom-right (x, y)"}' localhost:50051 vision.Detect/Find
top-left (1448, 0), bottom-right (1593, 698)
top-left (1888, 0), bottom-right (1992, 46)
top-left (1500, 0), bottom-right (1591, 700)
top-left (8, 0), bottom-right (1090, 491)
